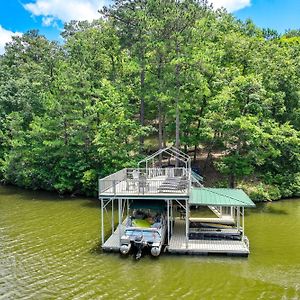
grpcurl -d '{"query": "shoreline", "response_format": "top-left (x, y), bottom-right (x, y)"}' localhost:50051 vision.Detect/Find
top-left (1, 182), bottom-right (297, 204)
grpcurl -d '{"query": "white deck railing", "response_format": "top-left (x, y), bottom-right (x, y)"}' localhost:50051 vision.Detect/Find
top-left (98, 169), bottom-right (127, 194)
top-left (99, 167), bottom-right (190, 196)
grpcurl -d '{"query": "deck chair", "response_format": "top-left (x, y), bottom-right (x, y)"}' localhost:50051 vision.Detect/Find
top-left (126, 169), bottom-right (139, 191)
top-left (138, 174), bottom-right (149, 193)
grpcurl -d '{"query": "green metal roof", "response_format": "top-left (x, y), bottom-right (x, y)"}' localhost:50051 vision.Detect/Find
top-left (191, 188), bottom-right (256, 207)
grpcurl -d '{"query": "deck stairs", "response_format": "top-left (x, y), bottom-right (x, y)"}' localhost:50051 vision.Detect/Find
top-left (191, 171), bottom-right (203, 187)
top-left (208, 206), bottom-right (222, 217)
top-left (208, 206), bottom-right (234, 224)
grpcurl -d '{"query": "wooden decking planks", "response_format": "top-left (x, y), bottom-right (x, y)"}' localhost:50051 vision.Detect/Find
top-left (168, 220), bottom-right (249, 255)
top-left (102, 225), bottom-right (125, 252)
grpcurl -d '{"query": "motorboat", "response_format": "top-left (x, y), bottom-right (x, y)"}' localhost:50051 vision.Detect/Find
top-left (120, 209), bottom-right (167, 259)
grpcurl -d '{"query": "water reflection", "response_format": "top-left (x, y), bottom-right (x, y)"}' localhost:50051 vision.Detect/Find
top-left (0, 186), bottom-right (299, 299)
top-left (248, 202), bottom-right (288, 215)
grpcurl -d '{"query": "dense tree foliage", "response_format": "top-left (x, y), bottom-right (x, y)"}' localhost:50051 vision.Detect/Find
top-left (0, 0), bottom-right (299, 199)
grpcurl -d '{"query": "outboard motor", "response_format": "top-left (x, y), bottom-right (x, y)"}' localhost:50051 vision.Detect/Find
top-left (134, 235), bottom-right (144, 260)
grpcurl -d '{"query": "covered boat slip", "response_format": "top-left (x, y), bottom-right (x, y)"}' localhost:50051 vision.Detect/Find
top-left (164, 188), bottom-right (254, 256)
top-left (99, 147), bottom-right (256, 257)
top-left (168, 220), bottom-right (250, 255)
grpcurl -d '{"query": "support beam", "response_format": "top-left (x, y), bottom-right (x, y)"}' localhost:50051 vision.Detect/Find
top-left (185, 199), bottom-right (189, 249)
top-left (101, 198), bottom-right (104, 245)
top-left (242, 207), bottom-right (245, 239)
top-left (118, 198), bottom-right (122, 246)
top-left (237, 206), bottom-right (240, 231)
top-left (111, 198), bottom-right (114, 234)
top-left (167, 199), bottom-right (170, 245)
top-left (170, 200), bottom-right (173, 236)
top-left (175, 199), bottom-right (187, 211)
top-left (122, 198), bottom-right (126, 218)
top-left (233, 207), bottom-right (236, 224)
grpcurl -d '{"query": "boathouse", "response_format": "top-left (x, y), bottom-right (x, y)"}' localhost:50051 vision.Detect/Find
top-left (99, 147), bottom-right (255, 256)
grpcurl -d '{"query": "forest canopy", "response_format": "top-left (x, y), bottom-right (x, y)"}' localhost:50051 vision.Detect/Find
top-left (0, 0), bottom-right (300, 200)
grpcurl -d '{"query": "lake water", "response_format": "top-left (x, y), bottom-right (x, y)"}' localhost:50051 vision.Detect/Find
top-left (0, 186), bottom-right (299, 299)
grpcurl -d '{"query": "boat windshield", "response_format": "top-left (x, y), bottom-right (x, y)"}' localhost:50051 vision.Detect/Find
top-left (125, 229), bottom-right (161, 242)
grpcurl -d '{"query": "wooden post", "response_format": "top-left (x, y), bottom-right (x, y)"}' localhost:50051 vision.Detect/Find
top-left (118, 198), bottom-right (122, 246)
top-left (185, 199), bottom-right (189, 249)
top-left (101, 198), bottom-right (104, 245)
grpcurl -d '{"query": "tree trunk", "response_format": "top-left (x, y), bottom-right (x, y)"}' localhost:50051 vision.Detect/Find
top-left (158, 103), bottom-right (163, 166)
top-left (162, 114), bottom-right (166, 148)
top-left (193, 145), bottom-right (198, 162)
top-left (157, 54), bottom-right (163, 166)
top-left (140, 60), bottom-right (145, 150)
top-left (229, 173), bottom-right (235, 188)
top-left (175, 42), bottom-right (180, 166)
top-left (204, 148), bottom-right (212, 171)
top-left (204, 131), bottom-right (217, 171)
top-left (193, 95), bottom-right (207, 162)
top-left (63, 119), bottom-right (68, 146)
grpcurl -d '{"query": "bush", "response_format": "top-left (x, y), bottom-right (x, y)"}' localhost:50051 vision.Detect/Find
top-left (262, 172), bottom-right (300, 199)
top-left (238, 181), bottom-right (281, 202)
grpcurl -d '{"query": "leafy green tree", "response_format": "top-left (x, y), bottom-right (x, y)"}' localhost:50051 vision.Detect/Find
top-left (0, 0), bottom-right (300, 199)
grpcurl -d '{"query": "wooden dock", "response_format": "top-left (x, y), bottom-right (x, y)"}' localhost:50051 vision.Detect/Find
top-left (102, 220), bottom-right (249, 256)
top-left (99, 149), bottom-right (255, 258)
top-left (102, 225), bottom-right (125, 252)
top-left (168, 220), bottom-right (249, 256)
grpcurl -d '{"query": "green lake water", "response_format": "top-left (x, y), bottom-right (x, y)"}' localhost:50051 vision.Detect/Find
top-left (0, 186), bottom-right (299, 299)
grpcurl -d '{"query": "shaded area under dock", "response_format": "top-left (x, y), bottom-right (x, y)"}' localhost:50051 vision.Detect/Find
top-left (168, 219), bottom-right (249, 255)
top-left (102, 219), bottom-right (249, 256)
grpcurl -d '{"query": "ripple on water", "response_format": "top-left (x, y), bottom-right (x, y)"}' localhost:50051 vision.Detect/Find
top-left (0, 188), bottom-right (300, 299)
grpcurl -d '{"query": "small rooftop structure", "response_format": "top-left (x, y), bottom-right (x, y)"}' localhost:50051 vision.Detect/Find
top-left (138, 146), bottom-right (191, 169)
top-left (99, 147), bottom-right (255, 257)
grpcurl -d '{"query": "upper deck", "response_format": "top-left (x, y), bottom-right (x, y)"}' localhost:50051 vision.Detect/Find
top-left (99, 167), bottom-right (193, 199)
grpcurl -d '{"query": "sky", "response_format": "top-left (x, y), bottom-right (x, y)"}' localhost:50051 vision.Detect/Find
top-left (0, 0), bottom-right (300, 54)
